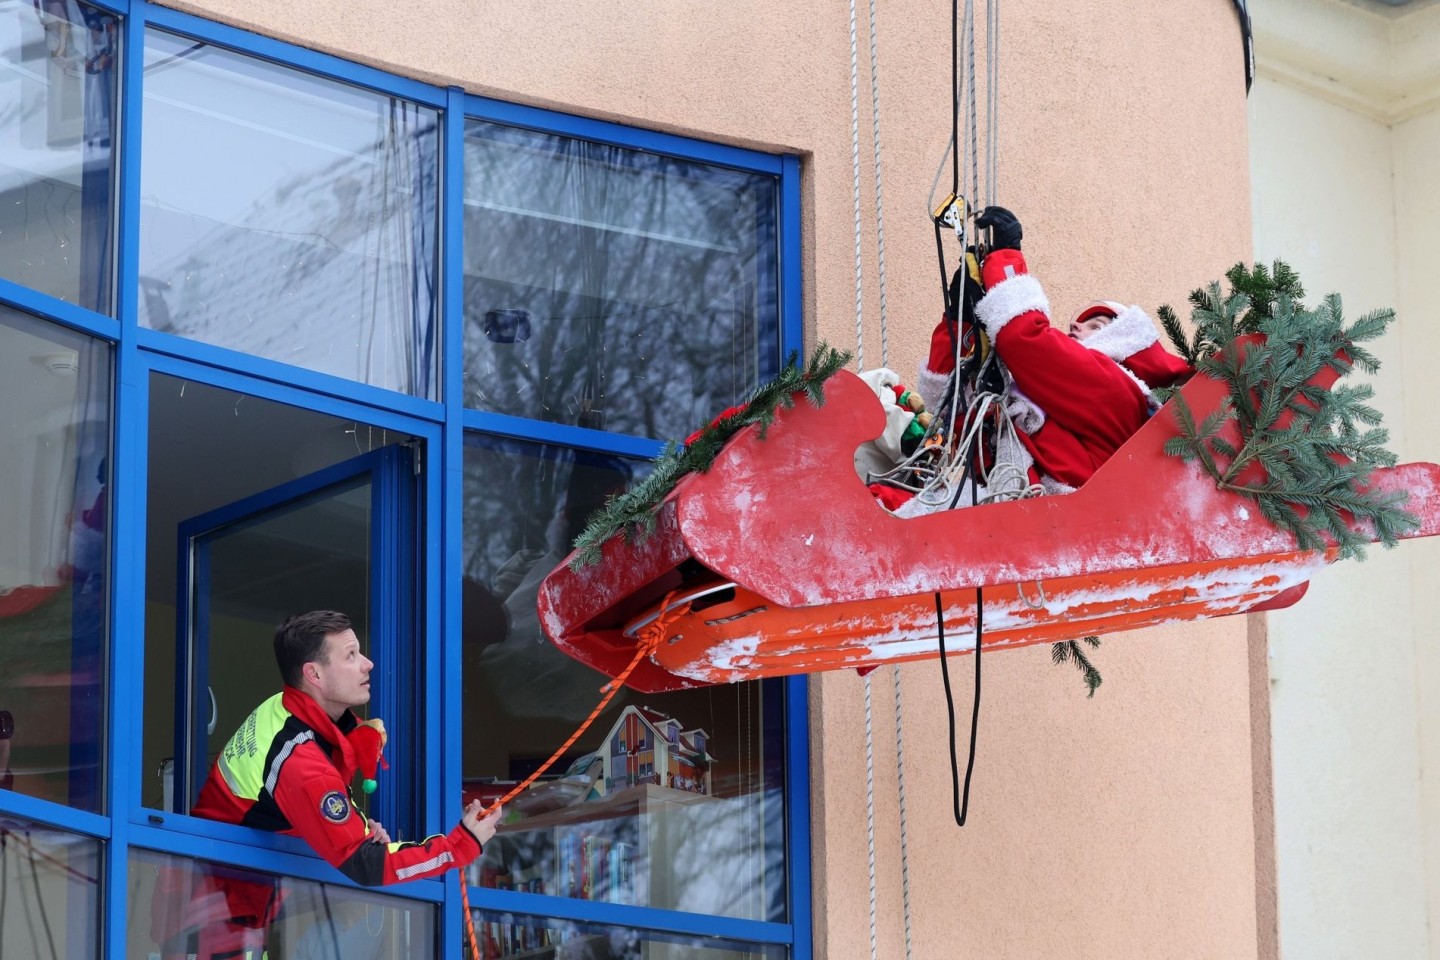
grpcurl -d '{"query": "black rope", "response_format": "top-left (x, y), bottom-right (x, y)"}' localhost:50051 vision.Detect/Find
top-left (934, 221), bottom-right (952, 318)
top-left (930, 0), bottom-right (985, 830)
top-left (934, 386), bottom-right (987, 827)
top-left (935, 585), bottom-right (983, 827)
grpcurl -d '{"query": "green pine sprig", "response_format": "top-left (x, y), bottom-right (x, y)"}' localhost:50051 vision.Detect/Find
top-left (569, 344), bottom-right (853, 566)
top-left (1051, 636), bottom-right (1102, 697)
top-left (1160, 262), bottom-right (1417, 561)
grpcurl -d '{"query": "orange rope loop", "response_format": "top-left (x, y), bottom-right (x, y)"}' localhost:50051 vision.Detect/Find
top-left (461, 590), bottom-right (691, 958)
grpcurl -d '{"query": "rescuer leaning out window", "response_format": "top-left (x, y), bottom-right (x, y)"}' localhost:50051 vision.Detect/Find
top-left (152, 610), bottom-right (501, 957)
top-left (194, 609), bottom-right (500, 883)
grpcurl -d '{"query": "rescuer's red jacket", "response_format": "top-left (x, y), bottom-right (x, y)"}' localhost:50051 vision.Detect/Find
top-left (193, 686), bottom-right (483, 886)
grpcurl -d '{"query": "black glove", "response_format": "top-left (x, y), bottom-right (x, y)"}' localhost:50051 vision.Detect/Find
top-left (975, 206), bottom-right (1022, 251)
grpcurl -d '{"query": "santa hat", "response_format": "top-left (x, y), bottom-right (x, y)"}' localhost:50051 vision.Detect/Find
top-left (1072, 302), bottom-right (1193, 390)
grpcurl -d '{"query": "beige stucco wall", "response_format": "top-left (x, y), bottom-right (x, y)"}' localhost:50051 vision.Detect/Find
top-left (1250, 1), bottom-right (1440, 957)
top-left (156, 0), bottom-right (1261, 956)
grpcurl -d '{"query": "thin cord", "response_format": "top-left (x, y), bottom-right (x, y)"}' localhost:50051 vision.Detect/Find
top-left (934, 589), bottom-right (983, 826)
top-left (849, 3), bottom-right (879, 954)
top-left (892, 665), bottom-right (914, 960)
top-left (963, 588), bottom-right (984, 824)
top-left (866, 0), bottom-right (890, 366)
top-left (864, 674), bottom-right (879, 960)
top-left (965, 0), bottom-right (979, 208)
top-left (848, 0), bottom-right (865, 371)
top-left (986, 0), bottom-right (1000, 206)
top-left (861, 5), bottom-right (911, 949)
top-left (935, 593), bottom-right (963, 824)
top-left (951, 0), bottom-right (960, 198)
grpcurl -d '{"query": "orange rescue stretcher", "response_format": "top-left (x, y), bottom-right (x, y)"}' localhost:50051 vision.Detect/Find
top-left (536, 362), bottom-right (1440, 693)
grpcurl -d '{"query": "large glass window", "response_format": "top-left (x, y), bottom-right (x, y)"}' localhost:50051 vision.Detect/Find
top-left (0, 814), bottom-right (102, 957)
top-left (140, 374), bottom-right (422, 843)
top-left (128, 847), bottom-right (436, 959)
top-left (462, 439), bottom-right (788, 922)
top-left (0, 5), bottom-right (800, 951)
top-left (462, 121), bottom-right (779, 440)
top-left (0, 0), bottom-right (118, 313)
top-left (0, 305), bottom-right (110, 812)
top-left (139, 31), bottom-right (441, 398)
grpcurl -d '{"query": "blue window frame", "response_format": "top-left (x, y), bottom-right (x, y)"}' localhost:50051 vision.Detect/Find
top-left (0, 3), bottom-right (810, 959)
top-left (170, 446), bottom-right (419, 835)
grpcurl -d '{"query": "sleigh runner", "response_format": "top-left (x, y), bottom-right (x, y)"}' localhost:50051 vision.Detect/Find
top-left (536, 357), bottom-right (1440, 694)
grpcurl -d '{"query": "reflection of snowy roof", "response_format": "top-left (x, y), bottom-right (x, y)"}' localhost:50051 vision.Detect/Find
top-left (136, 35), bottom-right (439, 396)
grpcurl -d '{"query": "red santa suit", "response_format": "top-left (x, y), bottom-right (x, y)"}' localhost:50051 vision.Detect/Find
top-left (917, 248), bottom-right (1192, 491)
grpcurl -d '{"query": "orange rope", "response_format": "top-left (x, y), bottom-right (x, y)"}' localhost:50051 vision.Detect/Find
top-left (460, 591), bottom-right (690, 959)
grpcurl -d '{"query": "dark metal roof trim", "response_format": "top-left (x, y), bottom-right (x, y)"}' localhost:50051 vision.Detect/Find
top-left (1233, 0), bottom-right (1256, 93)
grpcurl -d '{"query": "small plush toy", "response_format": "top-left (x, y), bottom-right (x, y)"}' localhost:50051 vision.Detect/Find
top-left (893, 387), bottom-right (934, 455)
top-left (349, 718), bottom-right (389, 795)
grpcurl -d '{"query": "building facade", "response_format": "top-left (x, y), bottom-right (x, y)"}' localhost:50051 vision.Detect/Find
top-left (0, 0), bottom-right (1281, 957)
top-left (1250, 0), bottom-right (1440, 956)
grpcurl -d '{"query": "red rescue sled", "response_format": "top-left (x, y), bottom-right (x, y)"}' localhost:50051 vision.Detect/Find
top-left (537, 364), bottom-right (1440, 693)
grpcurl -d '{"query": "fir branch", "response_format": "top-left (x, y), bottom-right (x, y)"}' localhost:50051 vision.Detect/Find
top-left (1051, 636), bottom-right (1103, 697)
top-left (1157, 304), bottom-right (1197, 365)
top-left (569, 343), bottom-right (853, 566)
top-left (1159, 262), bottom-right (1417, 561)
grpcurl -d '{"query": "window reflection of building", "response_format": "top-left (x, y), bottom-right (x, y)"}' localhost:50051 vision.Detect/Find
top-left (0, 0), bottom-right (116, 311)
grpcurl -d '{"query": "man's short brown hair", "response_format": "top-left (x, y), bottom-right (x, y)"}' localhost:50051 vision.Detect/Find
top-left (274, 610), bottom-right (351, 689)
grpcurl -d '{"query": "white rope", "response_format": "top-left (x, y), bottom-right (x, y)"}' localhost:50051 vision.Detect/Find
top-left (863, 673), bottom-right (879, 960)
top-left (849, 0), bottom-right (866, 373)
top-left (964, 0), bottom-right (979, 207)
top-left (867, 0), bottom-right (914, 936)
top-left (891, 665), bottom-right (913, 960)
top-left (848, 4), bottom-right (879, 959)
top-left (986, 0), bottom-right (1000, 206)
top-left (867, 0), bottom-right (890, 367)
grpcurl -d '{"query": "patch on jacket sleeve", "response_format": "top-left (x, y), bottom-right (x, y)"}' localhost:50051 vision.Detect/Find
top-left (319, 791), bottom-right (351, 824)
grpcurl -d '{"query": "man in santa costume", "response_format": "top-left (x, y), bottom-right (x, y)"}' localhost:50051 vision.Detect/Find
top-left (916, 206), bottom-right (1193, 493)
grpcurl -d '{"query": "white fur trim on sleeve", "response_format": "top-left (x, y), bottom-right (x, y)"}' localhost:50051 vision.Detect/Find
top-left (915, 364), bottom-right (951, 414)
top-left (974, 274), bottom-right (1050, 342)
top-left (1080, 304), bottom-right (1158, 363)
top-left (1003, 385), bottom-right (1046, 435)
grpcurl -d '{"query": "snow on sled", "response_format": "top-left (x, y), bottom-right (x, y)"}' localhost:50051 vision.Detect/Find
top-left (536, 363), bottom-right (1440, 693)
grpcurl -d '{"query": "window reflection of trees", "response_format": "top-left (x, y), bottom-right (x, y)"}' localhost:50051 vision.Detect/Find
top-left (462, 124), bottom-right (779, 442)
top-left (138, 36), bottom-right (440, 397)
